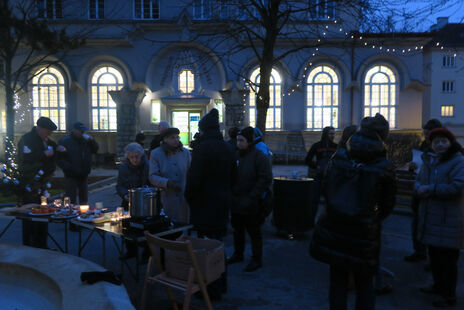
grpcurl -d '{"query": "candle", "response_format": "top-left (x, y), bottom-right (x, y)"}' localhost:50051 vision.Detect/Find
top-left (79, 205), bottom-right (89, 214)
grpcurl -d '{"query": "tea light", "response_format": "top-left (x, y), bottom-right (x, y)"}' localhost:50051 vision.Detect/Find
top-left (79, 205), bottom-right (89, 213)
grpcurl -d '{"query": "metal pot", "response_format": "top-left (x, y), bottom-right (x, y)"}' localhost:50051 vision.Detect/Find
top-left (128, 187), bottom-right (158, 218)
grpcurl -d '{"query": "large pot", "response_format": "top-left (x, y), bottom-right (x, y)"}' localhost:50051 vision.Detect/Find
top-left (128, 187), bottom-right (158, 218)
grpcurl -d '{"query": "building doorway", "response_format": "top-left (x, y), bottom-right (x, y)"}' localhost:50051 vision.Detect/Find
top-left (172, 111), bottom-right (201, 146)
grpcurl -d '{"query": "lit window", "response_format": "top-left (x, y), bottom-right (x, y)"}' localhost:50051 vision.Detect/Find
top-left (151, 100), bottom-right (161, 123)
top-left (363, 65), bottom-right (397, 128)
top-left (214, 100), bottom-right (224, 123)
top-left (443, 55), bottom-right (456, 68)
top-left (193, 0), bottom-right (211, 20)
top-left (306, 65), bottom-right (339, 130)
top-left (89, 0), bottom-right (104, 19)
top-left (37, 0), bottom-right (63, 19)
top-left (179, 69), bottom-right (195, 93)
top-left (90, 66), bottom-right (124, 131)
top-left (0, 111), bottom-right (6, 133)
top-left (309, 0), bottom-right (335, 20)
top-left (249, 68), bottom-right (282, 130)
top-left (441, 105), bottom-right (454, 117)
top-left (442, 80), bottom-right (455, 93)
top-left (32, 67), bottom-right (66, 131)
top-left (134, 0), bottom-right (160, 19)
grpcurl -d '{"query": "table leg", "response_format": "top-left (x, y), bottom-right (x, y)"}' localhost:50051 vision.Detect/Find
top-left (47, 231), bottom-right (65, 253)
top-left (0, 219), bottom-right (15, 239)
top-left (64, 222), bottom-right (68, 253)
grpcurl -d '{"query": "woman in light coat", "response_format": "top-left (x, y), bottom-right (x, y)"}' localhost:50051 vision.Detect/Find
top-left (416, 127), bottom-right (464, 308)
top-left (149, 128), bottom-right (191, 222)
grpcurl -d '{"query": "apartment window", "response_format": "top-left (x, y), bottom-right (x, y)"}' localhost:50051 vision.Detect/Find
top-left (89, 0), bottom-right (104, 19)
top-left (134, 0), bottom-right (160, 19)
top-left (441, 105), bottom-right (454, 117)
top-left (37, 0), bottom-right (63, 19)
top-left (178, 69), bottom-right (195, 94)
top-left (443, 55), bottom-right (456, 68)
top-left (194, 0), bottom-right (211, 20)
top-left (151, 100), bottom-right (161, 123)
top-left (442, 81), bottom-right (455, 93)
top-left (309, 0), bottom-right (335, 20)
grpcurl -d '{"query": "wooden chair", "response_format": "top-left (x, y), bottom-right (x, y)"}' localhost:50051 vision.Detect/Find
top-left (139, 231), bottom-right (213, 310)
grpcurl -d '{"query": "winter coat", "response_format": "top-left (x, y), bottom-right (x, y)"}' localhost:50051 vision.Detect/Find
top-left (255, 141), bottom-right (271, 158)
top-left (149, 145), bottom-right (191, 222)
top-left (232, 146), bottom-right (273, 216)
top-left (185, 130), bottom-right (236, 234)
top-left (305, 140), bottom-right (338, 173)
top-left (149, 134), bottom-right (162, 153)
top-left (57, 134), bottom-right (99, 179)
top-left (116, 159), bottom-right (150, 209)
top-left (310, 132), bottom-right (396, 273)
top-left (416, 144), bottom-right (464, 249)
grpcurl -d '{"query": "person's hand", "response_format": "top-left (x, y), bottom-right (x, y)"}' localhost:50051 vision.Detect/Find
top-left (167, 180), bottom-right (182, 192)
top-left (417, 185), bottom-right (432, 198)
top-left (408, 162), bottom-right (418, 172)
top-left (44, 149), bottom-right (54, 157)
top-left (56, 145), bottom-right (66, 152)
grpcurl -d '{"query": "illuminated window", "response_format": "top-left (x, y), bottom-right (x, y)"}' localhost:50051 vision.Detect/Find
top-left (249, 68), bottom-right (282, 130)
top-left (90, 66), bottom-right (124, 131)
top-left (441, 105), bottom-right (454, 117)
top-left (89, 0), bottom-right (104, 19)
top-left (151, 100), bottom-right (161, 123)
top-left (306, 65), bottom-right (339, 130)
top-left (32, 67), bottom-right (66, 131)
top-left (179, 69), bottom-right (195, 94)
top-left (37, 0), bottom-right (63, 19)
top-left (214, 100), bottom-right (224, 123)
top-left (0, 111), bottom-right (5, 133)
top-left (442, 80), bottom-right (454, 93)
top-left (134, 0), bottom-right (160, 19)
top-left (363, 65), bottom-right (397, 128)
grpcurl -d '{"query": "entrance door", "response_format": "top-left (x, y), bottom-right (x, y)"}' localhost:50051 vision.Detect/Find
top-left (172, 111), bottom-right (201, 146)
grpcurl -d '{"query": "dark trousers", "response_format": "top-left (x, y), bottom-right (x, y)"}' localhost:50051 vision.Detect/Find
top-left (65, 177), bottom-right (88, 205)
top-left (429, 246), bottom-right (460, 298)
top-left (410, 196), bottom-right (426, 256)
top-left (329, 266), bottom-right (375, 310)
top-left (20, 193), bottom-right (48, 249)
top-left (231, 213), bottom-right (263, 261)
top-left (197, 229), bottom-right (228, 295)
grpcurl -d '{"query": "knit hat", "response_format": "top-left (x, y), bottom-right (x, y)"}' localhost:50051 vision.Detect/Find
top-left (360, 113), bottom-right (389, 141)
top-left (36, 117), bottom-right (57, 131)
top-left (238, 126), bottom-right (254, 143)
top-left (199, 109), bottom-right (219, 132)
top-left (161, 127), bottom-right (180, 139)
top-left (422, 119), bottom-right (442, 131)
top-left (429, 127), bottom-right (456, 144)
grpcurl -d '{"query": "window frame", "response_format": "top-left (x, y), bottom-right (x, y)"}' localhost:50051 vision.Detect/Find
top-left (308, 0), bottom-right (336, 20)
top-left (178, 68), bottom-right (196, 94)
top-left (440, 105), bottom-right (454, 118)
top-left (442, 55), bottom-right (456, 68)
top-left (88, 0), bottom-right (104, 20)
top-left (305, 64), bottom-right (340, 130)
top-left (442, 80), bottom-right (455, 93)
top-left (193, 0), bottom-right (212, 20)
top-left (37, 0), bottom-right (63, 19)
top-left (133, 0), bottom-right (160, 20)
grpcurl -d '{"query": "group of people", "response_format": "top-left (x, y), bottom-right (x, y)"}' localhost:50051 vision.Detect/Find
top-left (308, 116), bottom-right (464, 309)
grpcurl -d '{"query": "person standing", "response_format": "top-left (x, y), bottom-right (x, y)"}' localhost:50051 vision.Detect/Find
top-left (416, 127), bottom-right (464, 308)
top-left (404, 119), bottom-right (442, 262)
top-left (227, 126), bottom-right (273, 272)
top-left (185, 108), bottom-right (236, 300)
top-left (310, 114), bottom-right (396, 310)
top-left (17, 117), bottom-right (65, 248)
top-left (227, 127), bottom-right (239, 151)
top-left (149, 121), bottom-right (170, 153)
top-left (149, 127), bottom-right (190, 222)
top-left (57, 122), bottom-right (98, 205)
top-left (305, 126), bottom-right (337, 224)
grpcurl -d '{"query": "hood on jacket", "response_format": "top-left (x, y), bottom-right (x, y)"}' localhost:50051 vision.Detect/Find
top-left (199, 108), bottom-right (220, 132)
top-left (347, 131), bottom-right (387, 163)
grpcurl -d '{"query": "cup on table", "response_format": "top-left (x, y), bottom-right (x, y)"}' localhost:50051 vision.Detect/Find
top-left (53, 199), bottom-right (62, 209)
top-left (79, 205), bottom-right (89, 214)
top-left (95, 202), bottom-right (103, 215)
top-left (116, 207), bottom-right (124, 218)
top-left (63, 197), bottom-right (71, 208)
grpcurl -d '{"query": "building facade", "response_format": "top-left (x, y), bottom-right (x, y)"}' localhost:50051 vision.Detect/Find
top-left (2, 0), bottom-right (463, 158)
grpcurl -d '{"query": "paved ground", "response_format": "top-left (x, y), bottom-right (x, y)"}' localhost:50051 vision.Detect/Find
top-left (1, 165), bottom-right (463, 309)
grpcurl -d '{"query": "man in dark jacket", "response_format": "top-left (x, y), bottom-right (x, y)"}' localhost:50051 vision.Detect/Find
top-left (185, 108), bottom-right (236, 300)
top-left (17, 117), bottom-right (65, 248)
top-left (227, 126), bottom-right (273, 272)
top-left (310, 113), bottom-right (396, 310)
top-left (57, 122), bottom-right (99, 205)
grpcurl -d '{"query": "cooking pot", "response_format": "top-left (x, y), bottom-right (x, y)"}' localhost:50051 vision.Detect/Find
top-left (128, 187), bottom-right (158, 218)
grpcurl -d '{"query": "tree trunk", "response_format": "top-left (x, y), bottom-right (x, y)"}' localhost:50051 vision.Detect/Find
top-left (4, 57), bottom-right (16, 160)
top-left (255, 40), bottom-right (275, 138)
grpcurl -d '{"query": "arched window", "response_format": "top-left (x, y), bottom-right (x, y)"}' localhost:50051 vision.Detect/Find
top-left (363, 65), bottom-right (397, 128)
top-left (249, 68), bottom-right (282, 129)
top-left (178, 69), bottom-right (195, 93)
top-left (90, 66), bottom-right (124, 131)
top-left (32, 66), bottom-right (66, 130)
top-left (306, 65), bottom-right (339, 129)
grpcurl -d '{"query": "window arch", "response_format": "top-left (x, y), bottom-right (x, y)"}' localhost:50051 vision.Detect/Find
top-left (178, 69), bottom-right (195, 94)
top-left (363, 65), bottom-right (397, 128)
top-left (90, 65), bottom-right (124, 131)
top-left (306, 65), bottom-right (339, 129)
top-left (32, 66), bottom-right (66, 130)
top-left (249, 68), bottom-right (282, 129)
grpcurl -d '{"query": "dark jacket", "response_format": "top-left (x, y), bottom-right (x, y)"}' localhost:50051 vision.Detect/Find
top-left (305, 140), bottom-right (337, 172)
top-left (185, 129), bottom-right (236, 234)
top-left (116, 159), bottom-right (150, 209)
top-left (232, 146), bottom-right (273, 215)
top-left (310, 132), bottom-right (396, 273)
top-left (17, 127), bottom-right (57, 180)
top-left (57, 134), bottom-right (99, 179)
top-left (150, 134), bottom-right (162, 152)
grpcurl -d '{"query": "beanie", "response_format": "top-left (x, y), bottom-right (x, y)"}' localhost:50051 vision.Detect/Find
top-left (422, 119), bottom-right (442, 131)
top-left (429, 127), bottom-right (456, 144)
top-left (199, 109), bottom-right (219, 132)
top-left (360, 113), bottom-right (389, 141)
top-left (238, 126), bottom-right (255, 143)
